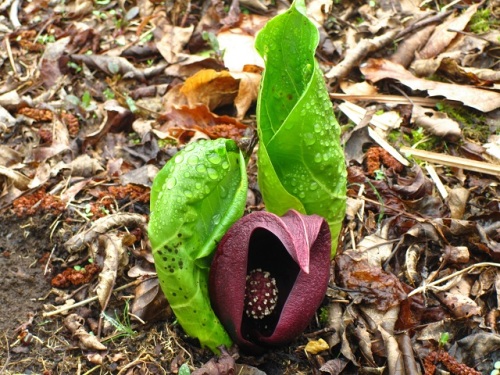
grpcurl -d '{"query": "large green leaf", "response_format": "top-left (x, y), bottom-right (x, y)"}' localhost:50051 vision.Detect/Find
top-left (255, 0), bottom-right (346, 256)
top-left (148, 138), bottom-right (248, 353)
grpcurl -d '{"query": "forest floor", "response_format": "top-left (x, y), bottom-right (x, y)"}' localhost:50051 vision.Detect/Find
top-left (0, 0), bottom-right (500, 374)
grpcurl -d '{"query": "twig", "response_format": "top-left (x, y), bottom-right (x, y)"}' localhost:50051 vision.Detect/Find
top-left (43, 280), bottom-right (142, 317)
top-left (330, 93), bottom-right (440, 107)
top-left (401, 147), bottom-right (500, 176)
top-left (44, 245), bottom-right (56, 276)
top-left (3, 37), bottom-right (18, 79)
top-left (425, 164), bottom-right (448, 199)
top-left (408, 262), bottom-right (500, 297)
top-left (394, 10), bottom-right (453, 40)
top-left (0, 333), bottom-right (11, 374)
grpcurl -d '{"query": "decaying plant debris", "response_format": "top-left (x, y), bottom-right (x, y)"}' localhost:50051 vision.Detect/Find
top-left (0, 0), bottom-right (500, 374)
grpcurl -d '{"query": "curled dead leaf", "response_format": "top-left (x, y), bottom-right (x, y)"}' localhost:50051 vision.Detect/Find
top-left (0, 165), bottom-right (31, 190)
top-left (231, 70), bottom-right (261, 119)
top-left (412, 105), bottom-right (461, 141)
top-left (64, 314), bottom-right (107, 351)
top-left (65, 213), bottom-right (146, 253)
top-left (95, 233), bottom-right (128, 308)
top-left (180, 69), bottom-right (240, 111)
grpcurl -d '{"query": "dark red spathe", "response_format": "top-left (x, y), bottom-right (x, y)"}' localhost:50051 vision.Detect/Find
top-left (209, 210), bottom-right (331, 352)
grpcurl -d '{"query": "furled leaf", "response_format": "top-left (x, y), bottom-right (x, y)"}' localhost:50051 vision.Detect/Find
top-left (148, 138), bottom-right (248, 353)
top-left (255, 0), bottom-right (346, 256)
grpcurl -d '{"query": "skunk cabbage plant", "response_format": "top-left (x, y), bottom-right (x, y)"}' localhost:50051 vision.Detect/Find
top-left (255, 0), bottom-right (346, 256)
top-left (209, 210), bottom-right (331, 352)
top-left (148, 138), bottom-right (247, 353)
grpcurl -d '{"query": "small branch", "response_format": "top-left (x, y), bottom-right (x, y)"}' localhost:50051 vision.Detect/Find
top-left (43, 280), bottom-right (142, 317)
top-left (401, 147), bottom-right (500, 176)
top-left (425, 164), bottom-right (448, 199)
top-left (408, 262), bottom-right (500, 297)
top-left (3, 37), bottom-right (19, 79)
top-left (330, 93), bottom-right (440, 107)
top-left (394, 10), bottom-right (453, 40)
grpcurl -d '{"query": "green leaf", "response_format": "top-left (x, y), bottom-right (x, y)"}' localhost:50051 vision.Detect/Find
top-left (178, 363), bottom-right (191, 375)
top-left (148, 138), bottom-right (248, 353)
top-left (255, 0), bottom-right (346, 257)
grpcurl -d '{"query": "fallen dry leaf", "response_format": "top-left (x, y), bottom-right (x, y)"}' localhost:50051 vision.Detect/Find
top-left (131, 277), bottom-right (171, 322)
top-left (154, 23), bottom-right (194, 64)
top-left (0, 165), bottom-right (31, 190)
top-left (192, 347), bottom-right (235, 375)
top-left (435, 290), bottom-right (481, 319)
top-left (231, 70), bottom-right (261, 119)
top-left (336, 255), bottom-right (407, 310)
top-left (417, 4), bottom-right (479, 60)
top-left (412, 104), bottom-right (462, 141)
top-left (158, 104), bottom-right (247, 141)
top-left (218, 28), bottom-right (265, 71)
top-left (305, 338), bottom-right (329, 354)
top-left (180, 69), bottom-right (240, 111)
top-left (95, 233), bottom-right (128, 308)
top-left (64, 314), bottom-right (107, 351)
top-left (361, 58), bottom-right (500, 112)
top-left (390, 25), bottom-right (436, 67)
top-left (70, 54), bottom-right (147, 81)
top-left (319, 359), bottom-right (348, 375)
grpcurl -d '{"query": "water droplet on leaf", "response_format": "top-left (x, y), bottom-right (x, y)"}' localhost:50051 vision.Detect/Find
top-left (303, 133), bottom-right (315, 146)
top-left (207, 167), bottom-right (219, 180)
top-left (196, 164), bottom-right (207, 174)
top-left (208, 153), bottom-right (222, 165)
top-left (166, 177), bottom-right (177, 189)
top-left (174, 154), bottom-right (184, 164)
top-left (188, 155), bottom-right (198, 165)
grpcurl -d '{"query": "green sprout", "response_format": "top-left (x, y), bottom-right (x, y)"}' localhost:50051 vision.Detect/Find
top-left (36, 34), bottom-right (56, 44)
top-left (202, 31), bottom-right (225, 60)
top-left (101, 300), bottom-right (137, 342)
top-left (81, 91), bottom-right (92, 109)
top-left (125, 95), bottom-right (138, 113)
top-left (139, 31), bottom-right (153, 43)
top-left (92, 10), bottom-right (108, 20)
top-left (373, 169), bottom-right (386, 181)
top-left (67, 61), bottom-right (82, 73)
top-left (439, 332), bottom-right (450, 348)
top-left (103, 88), bottom-right (115, 100)
top-left (179, 364), bottom-right (191, 375)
